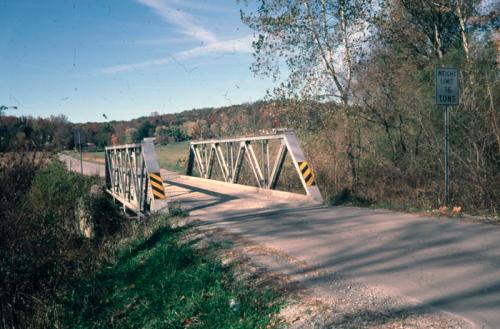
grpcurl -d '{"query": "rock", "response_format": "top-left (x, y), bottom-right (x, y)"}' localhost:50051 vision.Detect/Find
top-left (90, 184), bottom-right (103, 196)
top-left (229, 298), bottom-right (240, 311)
top-left (75, 184), bottom-right (102, 239)
top-left (76, 199), bottom-right (95, 239)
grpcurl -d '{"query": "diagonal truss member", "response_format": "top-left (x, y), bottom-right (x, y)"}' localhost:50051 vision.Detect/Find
top-left (186, 131), bottom-right (323, 202)
top-left (105, 139), bottom-right (168, 215)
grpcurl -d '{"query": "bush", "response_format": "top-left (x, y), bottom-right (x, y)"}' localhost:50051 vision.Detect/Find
top-left (0, 159), bottom-right (125, 328)
top-left (329, 188), bottom-right (372, 207)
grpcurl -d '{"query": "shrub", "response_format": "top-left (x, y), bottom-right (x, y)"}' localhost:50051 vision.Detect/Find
top-left (0, 159), bottom-right (125, 328)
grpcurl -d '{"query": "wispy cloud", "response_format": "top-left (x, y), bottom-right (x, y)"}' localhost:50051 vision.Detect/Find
top-left (100, 0), bottom-right (254, 74)
top-left (102, 36), bottom-right (253, 74)
top-left (137, 0), bottom-right (216, 43)
top-left (168, 0), bottom-right (235, 13)
top-left (101, 56), bottom-right (174, 74)
top-left (175, 36), bottom-right (253, 60)
top-left (109, 37), bottom-right (192, 46)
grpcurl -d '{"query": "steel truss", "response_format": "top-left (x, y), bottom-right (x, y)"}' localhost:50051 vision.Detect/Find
top-left (105, 139), bottom-right (167, 215)
top-left (186, 131), bottom-right (323, 202)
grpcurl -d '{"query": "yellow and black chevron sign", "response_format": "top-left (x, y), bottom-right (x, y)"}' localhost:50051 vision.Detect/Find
top-left (149, 172), bottom-right (166, 200)
top-left (298, 161), bottom-right (316, 187)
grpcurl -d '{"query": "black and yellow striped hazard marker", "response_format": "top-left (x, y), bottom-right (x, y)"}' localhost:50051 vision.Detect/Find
top-left (149, 172), bottom-right (166, 200)
top-left (298, 161), bottom-right (316, 187)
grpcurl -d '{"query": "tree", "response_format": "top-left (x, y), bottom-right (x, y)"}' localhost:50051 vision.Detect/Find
top-left (94, 122), bottom-right (113, 148)
top-left (49, 115), bottom-right (72, 150)
top-left (155, 126), bottom-right (170, 144)
top-left (110, 134), bottom-right (119, 145)
top-left (182, 120), bottom-right (209, 139)
top-left (241, 0), bottom-right (372, 104)
top-left (379, 0), bottom-right (479, 60)
top-left (124, 128), bottom-right (137, 144)
top-left (241, 0), bottom-right (374, 188)
top-left (352, 0), bottom-right (499, 210)
top-left (167, 126), bottom-right (188, 142)
top-left (182, 121), bottom-right (197, 139)
top-left (132, 121), bottom-right (155, 142)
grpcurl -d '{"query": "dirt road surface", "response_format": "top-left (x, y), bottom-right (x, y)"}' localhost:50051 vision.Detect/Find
top-left (61, 154), bottom-right (500, 328)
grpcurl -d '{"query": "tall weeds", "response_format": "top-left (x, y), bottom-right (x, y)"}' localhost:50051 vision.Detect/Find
top-left (0, 157), bottom-right (124, 328)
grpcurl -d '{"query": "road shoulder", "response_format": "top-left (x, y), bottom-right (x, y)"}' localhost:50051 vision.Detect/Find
top-left (175, 216), bottom-right (473, 329)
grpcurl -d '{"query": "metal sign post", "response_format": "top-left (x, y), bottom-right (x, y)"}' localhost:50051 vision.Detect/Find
top-left (436, 67), bottom-right (459, 205)
top-left (444, 106), bottom-right (449, 205)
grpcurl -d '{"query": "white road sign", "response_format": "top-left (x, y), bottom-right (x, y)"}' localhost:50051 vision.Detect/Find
top-left (436, 68), bottom-right (459, 105)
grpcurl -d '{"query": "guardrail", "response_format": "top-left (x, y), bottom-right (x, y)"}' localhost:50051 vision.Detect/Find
top-left (186, 131), bottom-right (323, 202)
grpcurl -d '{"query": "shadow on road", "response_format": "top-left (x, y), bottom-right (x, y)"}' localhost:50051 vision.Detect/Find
top-left (193, 205), bottom-right (500, 327)
top-left (165, 179), bottom-right (238, 212)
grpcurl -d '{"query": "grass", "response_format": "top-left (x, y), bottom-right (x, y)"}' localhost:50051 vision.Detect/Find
top-left (61, 214), bottom-right (282, 329)
top-left (68, 150), bottom-right (106, 164)
top-left (156, 141), bottom-right (190, 173)
top-left (70, 141), bottom-right (189, 173)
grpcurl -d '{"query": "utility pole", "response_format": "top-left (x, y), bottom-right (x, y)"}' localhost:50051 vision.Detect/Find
top-left (78, 131), bottom-right (83, 175)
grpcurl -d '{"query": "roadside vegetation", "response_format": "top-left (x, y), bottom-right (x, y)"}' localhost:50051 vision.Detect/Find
top-left (0, 155), bottom-right (282, 328)
top-left (61, 215), bottom-right (281, 329)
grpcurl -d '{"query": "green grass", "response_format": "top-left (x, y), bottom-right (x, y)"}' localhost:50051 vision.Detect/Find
top-left (61, 214), bottom-right (282, 329)
top-left (156, 141), bottom-right (189, 173)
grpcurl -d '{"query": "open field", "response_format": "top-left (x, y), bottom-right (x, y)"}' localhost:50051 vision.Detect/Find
top-left (68, 150), bottom-right (106, 164)
top-left (69, 141), bottom-right (189, 173)
top-left (156, 141), bottom-right (189, 172)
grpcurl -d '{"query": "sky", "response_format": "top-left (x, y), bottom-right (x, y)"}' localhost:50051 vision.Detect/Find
top-left (0, 0), bottom-right (273, 123)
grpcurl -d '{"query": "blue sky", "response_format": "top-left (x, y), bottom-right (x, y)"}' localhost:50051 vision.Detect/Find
top-left (0, 0), bottom-right (273, 122)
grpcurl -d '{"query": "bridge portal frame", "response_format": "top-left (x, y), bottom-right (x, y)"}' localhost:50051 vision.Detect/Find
top-left (105, 139), bottom-right (168, 216)
top-left (186, 131), bottom-right (323, 202)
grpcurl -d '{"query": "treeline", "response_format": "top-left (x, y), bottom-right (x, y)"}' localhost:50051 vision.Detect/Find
top-left (0, 115), bottom-right (73, 152)
top-left (78, 100), bottom-right (324, 147)
top-left (0, 100), bottom-right (321, 151)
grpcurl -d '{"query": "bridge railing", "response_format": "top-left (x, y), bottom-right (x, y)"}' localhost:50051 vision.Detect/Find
top-left (186, 131), bottom-right (323, 202)
top-left (105, 139), bottom-right (168, 215)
